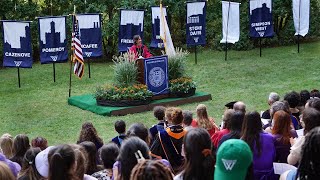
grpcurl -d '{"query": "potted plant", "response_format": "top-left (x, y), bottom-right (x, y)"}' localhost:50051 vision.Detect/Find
top-left (169, 77), bottom-right (196, 98)
top-left (95, 84), bottom-right (153, 106)
top-left (95, 52), bottom-right (153, 106)
top-left (165, 48), bottom-right (197, 97)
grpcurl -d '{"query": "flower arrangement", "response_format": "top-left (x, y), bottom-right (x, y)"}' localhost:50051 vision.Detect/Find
top-left (95, 84), bottom-right (153, 101)
top-left (169, 77), bottom-right (196, 94)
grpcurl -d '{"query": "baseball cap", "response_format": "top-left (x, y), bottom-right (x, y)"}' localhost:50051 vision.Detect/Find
top-left (214, 139), bottom-right (253, 180)
top-left (35, 146), bottom-right (54, 178)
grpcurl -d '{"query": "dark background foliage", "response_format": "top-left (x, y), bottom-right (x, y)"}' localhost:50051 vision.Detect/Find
top-left (0, 0), bottom-right (319, 63)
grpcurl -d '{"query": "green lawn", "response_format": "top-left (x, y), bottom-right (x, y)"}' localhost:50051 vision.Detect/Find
top-left (0, 41), bottom-right (319, 145)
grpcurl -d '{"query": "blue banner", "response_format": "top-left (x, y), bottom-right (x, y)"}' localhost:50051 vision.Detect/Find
top-left (249, 0), bottom-right (274, 38)
top-left (186, 1), bottom-right (206, 46)
top-left (2, 21), bottom-right (33, 68)
top-left (118, 9), bottom-right (144, 52)
top-left (144, 55), bottom-right (169, 95)
top-left (77, 14), bottom-right (103, 58)
top-left (150, 6), bottom-right (166, 48)
top-left (38, 16), bottom-right (68, 64)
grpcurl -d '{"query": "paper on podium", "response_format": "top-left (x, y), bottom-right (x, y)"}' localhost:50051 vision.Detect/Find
top-left (273, 163), bottom-right (297, 175)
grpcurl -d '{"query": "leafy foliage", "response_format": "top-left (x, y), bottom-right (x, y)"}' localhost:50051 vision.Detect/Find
top-left (112, 52), bottom-right (138, 87)
top-left (166, 47), bottom-right (189, 80)
top-left (169, 77), bottom-right (196, 94)
top-left (95, 84), bottom-right (153, 101)
top-left (0, 0), bottom-right (319, 65)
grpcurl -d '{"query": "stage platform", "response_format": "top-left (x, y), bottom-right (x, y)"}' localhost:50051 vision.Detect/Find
top-left (68, 92), bottom-right (212, 116)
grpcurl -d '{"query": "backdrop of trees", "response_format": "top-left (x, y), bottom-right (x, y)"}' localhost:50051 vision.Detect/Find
top-left (0, 0), bottom-right (319, 62)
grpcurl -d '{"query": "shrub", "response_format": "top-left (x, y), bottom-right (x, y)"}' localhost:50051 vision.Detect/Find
top-left (166, 47), bottom-right (189, 80)
top-left (112, 52), bottom-right (138, 87)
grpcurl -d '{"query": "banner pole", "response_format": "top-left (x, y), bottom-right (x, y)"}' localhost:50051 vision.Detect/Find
top-left (297, 0), bottom-right (301, 53)
top-left (17, 67), bottom-right (21, 88)
top-left (50, 0), bottom-right (56, 82)
top-left (53, 63), bottom-right (56, 82)
top-left (194, 46), bottom-right (197, 64)
top-left (259, 38), bottom-right (262, 57)
top-left (225, 1), bottom-right (231, 61)
top-left (88, 59), bottom-right (91, 78)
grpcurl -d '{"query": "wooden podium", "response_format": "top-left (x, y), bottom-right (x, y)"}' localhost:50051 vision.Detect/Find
top-left (135, 57), bottom-right (169, 100)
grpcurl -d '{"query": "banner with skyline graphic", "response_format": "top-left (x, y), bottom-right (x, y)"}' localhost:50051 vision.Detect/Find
top-left (186, 1), bottom-right (206, 46)
top-left (150, 6), bottom-right (166, 48)
top-left (38, 16), bottom-right (68, 64)
top-left (2, 21), bottom-right (33, 68)
top-left (76, 14), bottom-right (103, 58)
top-left (118, 9), bottom-right (144, 52)
top-left (249, 0), bottom-right (274, 38)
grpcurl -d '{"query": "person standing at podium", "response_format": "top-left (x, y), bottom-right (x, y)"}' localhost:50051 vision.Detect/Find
top-left (129, 35), bottom-right (153, 60)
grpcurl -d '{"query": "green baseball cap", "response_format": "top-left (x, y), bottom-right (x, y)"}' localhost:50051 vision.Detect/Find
top-left (214, 139), bottom-right (253, 180)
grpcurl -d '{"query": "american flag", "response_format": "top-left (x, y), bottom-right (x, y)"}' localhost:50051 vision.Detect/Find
top-left (72, 15), bottom-right (84, 78)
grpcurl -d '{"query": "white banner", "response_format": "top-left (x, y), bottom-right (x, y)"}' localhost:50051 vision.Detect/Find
top-left (160, 4), bottom-right (175, 57)
top-left (293, 0), bottom-right (310, 36)
top-left (220, 1), bottom-right (240, 44)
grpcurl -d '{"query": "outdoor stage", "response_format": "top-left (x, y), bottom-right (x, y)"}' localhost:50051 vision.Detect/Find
top-left (68, 92), bottom-right (212, 116)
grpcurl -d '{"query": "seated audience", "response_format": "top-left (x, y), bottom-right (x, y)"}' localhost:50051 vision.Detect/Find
top-left (150, 107), bottom-right (186, 173)
top-left (18, 147), bottom-right (42, 180)
top-left (297, 90), bottom-right (310, 112)
top-left (131, 160), bottom-right (173, 180)
top-left (211, 109), bottom-right (234, 148)
top-left (149, 106), bottom-right (166, 142)
top-left (310, 89), bottom-right (320, 98)
top-left (284, 91), bottom-right (301, 129)
top-left (214, 139), bottom-right (253, 180)
top-left (10, 134), bottom-right (30, 166)
top-left (35, 146), bottom-right (54, 178)
top-left (79, 141), bottom-right (102, 175)
top-left (241, 111), bottom-right (276, 179)
top-left (262, 92), bottom-right (280, 119)
top-left (0, 161), bottom-right (16, 180)
top-left (0, 133), bottom-right (14, 159)
top-left (174, 128), bottom-right (215, 180)
top-left (77, 122), bottom-right (104, 151)
top-left (31, 136), bottom-right (48, 151)
top-left (127, 123), bottom-right (150, 145)
top-left (71, 144), bottom-right (97, 180)
top-left (92, 143), bottom-right (119, 180)
top-left (0, 152), bottom-right (21, 177)
top-left (192, 104), bottom-right (219, 137)
top-left (111, 120), bottom-right (126, 147)
top-left (218, 111), bottom-right (245, 147)
top-left (264, 101), bottom-right (291, 131)
top-left (182, 110), bottom-right (193, 131)
top-left (281, 127), bottom-right (320, 179)
top-left (233, 101), bottom-right (246, 113)
top-left (48, 144), bottom-right (78, 180)
top-left (271, 110), bottom-right (298, 163)
top-left (287, 107), bottom-right (320, 165)
top-left (305, 97), bottom-right (320, 111)
top-left (113, 137), bottom-right (151, 180)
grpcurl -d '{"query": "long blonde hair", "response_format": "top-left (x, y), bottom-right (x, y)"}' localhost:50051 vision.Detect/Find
top-left (196, 104), bottom-right (214, 130)
top-left (0, 134), bottom-right (14, 159)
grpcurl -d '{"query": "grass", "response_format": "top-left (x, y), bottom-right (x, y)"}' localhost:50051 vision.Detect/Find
top-left (0, 41), bottom-right (319, 145)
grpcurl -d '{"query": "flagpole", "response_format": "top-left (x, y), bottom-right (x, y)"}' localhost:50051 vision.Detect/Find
top-left (297, 0), bottom-right (301, 53)
top-left (225, 1), bottom-right (231, 61)
top-left (17, 67), bottom-right (21, 88)
top-left (69, 6), bottom-right (76, 97)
